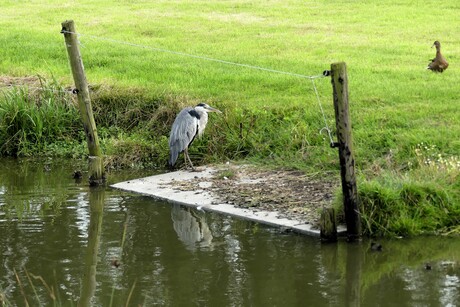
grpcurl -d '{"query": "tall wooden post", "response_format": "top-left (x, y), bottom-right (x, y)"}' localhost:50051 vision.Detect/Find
top-left (330, 62), bottom-right (361, 241)
top-left (61, 20), bottom-right (105, 186)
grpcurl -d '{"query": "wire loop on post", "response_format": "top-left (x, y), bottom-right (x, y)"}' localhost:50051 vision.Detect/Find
top-left (311, 79), bottom-right (335, 146)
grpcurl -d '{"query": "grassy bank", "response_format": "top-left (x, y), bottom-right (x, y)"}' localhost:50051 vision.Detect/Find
top-left (1, 0), bottom-right (459, 236)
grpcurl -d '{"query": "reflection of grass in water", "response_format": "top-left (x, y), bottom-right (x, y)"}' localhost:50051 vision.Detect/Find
top-left (11, 265), bottom-right (138, 306)
top-left (25, 267), bottom-right (57, 305)
top-left (109, 221), bottom-right (137, 307)
top-left (7, 227), bottom-right (460, 305)
top-left (0, 291), bottom-right (11, 306)
top-left (125, 280), bottom-right (137, 307)
top-left (0, 159), bottom-right (78, 222)
top-left (2, 196), bottom-right (65, 222)
top-left (10, 216), bottom-right (140, 305)
top-left (11, 267), bottom-right (55, 306)
top-left (334, 237), bottom-right (460, 296)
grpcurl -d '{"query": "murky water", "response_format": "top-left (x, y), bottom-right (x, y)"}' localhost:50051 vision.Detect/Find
top-left (0, 158), bottom-right (459, 306)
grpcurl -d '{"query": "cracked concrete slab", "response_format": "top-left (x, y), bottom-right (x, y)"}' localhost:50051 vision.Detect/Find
top-left (111, 166), bottom-right (346, 237)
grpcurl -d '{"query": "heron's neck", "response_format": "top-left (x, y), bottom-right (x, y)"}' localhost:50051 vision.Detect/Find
top-left (197, 112), bottom-right (209, 136)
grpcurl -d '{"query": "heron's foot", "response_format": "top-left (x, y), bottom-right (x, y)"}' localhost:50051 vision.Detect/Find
top-left (178, 165), bottom-right (199, 172)
top-left (190, 167), bottom-right (204, 172)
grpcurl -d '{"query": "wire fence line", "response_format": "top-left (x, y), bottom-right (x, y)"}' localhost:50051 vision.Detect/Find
top-left (59, 30), bottom-right (335, 141)
top-left (1, 30), bottom-right (335, 144)
top-left (60, 30), bottom-right (326, 81)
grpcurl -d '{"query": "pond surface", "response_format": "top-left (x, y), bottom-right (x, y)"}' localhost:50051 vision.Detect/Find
top-left (0, 158), bottom-right (459, 306)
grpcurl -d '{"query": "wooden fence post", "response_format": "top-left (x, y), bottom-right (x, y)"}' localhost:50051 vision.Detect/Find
top-left (320, 207), bottom-right (338, 242)
top-left (330, 62), bottom-right (361, 241)
top-left (61, 20), bottom-right (105, 186)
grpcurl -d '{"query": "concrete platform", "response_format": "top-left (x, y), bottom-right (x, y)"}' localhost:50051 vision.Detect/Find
top-left (111, 167), bottom-right (346, 237)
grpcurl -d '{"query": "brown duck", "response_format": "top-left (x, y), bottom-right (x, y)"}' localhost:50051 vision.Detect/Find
top-left (427, 41), bottom-right (449, 73)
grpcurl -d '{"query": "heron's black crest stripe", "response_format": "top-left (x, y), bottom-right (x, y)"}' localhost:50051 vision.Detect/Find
top-left (196, 103), bottom-right (206, 107)
top-left (188, 109), bottom-right (201, 119)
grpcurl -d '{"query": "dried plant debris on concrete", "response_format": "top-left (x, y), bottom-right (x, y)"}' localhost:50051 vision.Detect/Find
top-left (169, 164), bottom-right (338, 226)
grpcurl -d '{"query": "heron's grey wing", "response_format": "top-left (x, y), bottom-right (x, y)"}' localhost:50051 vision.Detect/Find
top-left (169, 108), bottom-right (198, 166)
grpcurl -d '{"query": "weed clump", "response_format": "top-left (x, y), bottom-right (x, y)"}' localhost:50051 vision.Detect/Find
top-left (0, 78), bottom-right (80, 156)
top-left (357, 144), bottom-right (460, 237)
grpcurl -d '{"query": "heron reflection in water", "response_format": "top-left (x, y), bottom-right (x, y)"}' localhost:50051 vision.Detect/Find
top-left (171, 204), bottom-right (213, 250)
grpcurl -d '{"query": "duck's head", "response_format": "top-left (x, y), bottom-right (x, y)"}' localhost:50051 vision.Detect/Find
top-left (431, 41), bottom-right (441, 49)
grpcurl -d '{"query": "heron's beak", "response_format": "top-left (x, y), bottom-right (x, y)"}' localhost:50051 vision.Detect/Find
top-left (207, 106), bottom-right (222, 113)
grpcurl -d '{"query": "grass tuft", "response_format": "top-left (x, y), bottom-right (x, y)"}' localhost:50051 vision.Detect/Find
top-left (358, 169), bottom-right (459, 237)
top-left (0, 78), bottom-right (80, 156)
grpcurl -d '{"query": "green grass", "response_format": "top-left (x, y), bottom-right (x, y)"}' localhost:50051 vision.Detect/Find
top-left (0, 0), bottom-right (459, 236)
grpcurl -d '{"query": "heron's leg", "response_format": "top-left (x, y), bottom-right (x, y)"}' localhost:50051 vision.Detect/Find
top-left (184, 148), bottom-right (195, 171)
top-left (183, 150), bottom-right (188, 169)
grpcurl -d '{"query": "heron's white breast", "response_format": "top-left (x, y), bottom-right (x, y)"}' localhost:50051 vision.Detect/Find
top-left (197, 111), bottom-right (209, 136)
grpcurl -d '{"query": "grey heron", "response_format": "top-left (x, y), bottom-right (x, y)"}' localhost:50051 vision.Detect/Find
top-left (168, 102), bottom-right (222, 170)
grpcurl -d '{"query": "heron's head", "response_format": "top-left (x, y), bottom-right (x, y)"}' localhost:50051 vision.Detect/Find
top-left (195, 103), bottom-right (222, 114)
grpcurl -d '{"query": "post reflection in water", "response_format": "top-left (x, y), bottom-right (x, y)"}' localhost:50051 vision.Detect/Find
top-left (0, 159), bottom-right (458, 306)
top-left (345, 242), bottom-right (362, 307)
top-left (78, 187), bottom-right (105, 307)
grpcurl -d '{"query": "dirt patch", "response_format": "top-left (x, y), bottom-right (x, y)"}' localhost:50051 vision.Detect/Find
top-left (0, 76), bottom-right (42, 89)
top-left (170, 164), bottom-right (338, 227)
